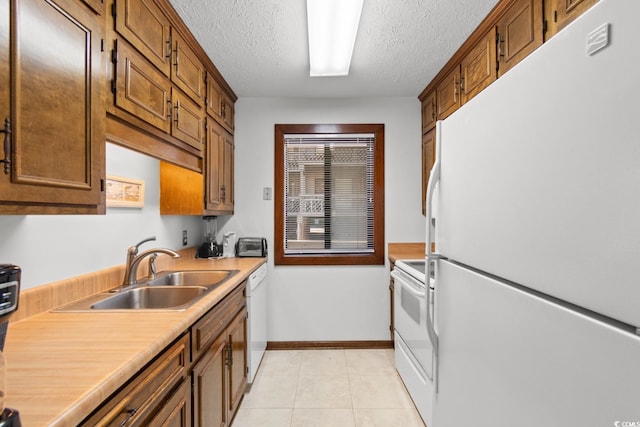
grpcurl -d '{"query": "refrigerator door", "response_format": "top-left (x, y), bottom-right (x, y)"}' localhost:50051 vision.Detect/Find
top-left (436, 0), bottom-right (640, 328)
top-left (434, 260), bottom-right (640, 426)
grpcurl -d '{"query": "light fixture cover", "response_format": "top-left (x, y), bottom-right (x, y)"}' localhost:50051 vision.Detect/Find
top-left (307, 0), bottom-right (364, 76)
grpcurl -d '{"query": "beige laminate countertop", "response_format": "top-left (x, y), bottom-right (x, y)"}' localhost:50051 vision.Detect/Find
top-left (388, 242), bottom-right (426, 263)
top-left (3, 257), bottom-right (266, 427)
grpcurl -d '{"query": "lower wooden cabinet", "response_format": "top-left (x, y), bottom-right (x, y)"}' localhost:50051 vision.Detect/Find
top-left (80, 334), bottom-right (189, 426)
top-left (82, 282), bottom-right (248, 427)
top-left (193, 307), bottom-right (247, 427)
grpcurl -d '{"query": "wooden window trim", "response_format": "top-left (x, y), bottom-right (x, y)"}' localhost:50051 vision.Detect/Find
top-left (274, 123), bottom-right (385, 266)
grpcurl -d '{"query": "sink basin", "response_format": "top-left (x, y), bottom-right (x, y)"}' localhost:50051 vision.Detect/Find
top-left (91, 286), bottom-right (207, 310)
top-left (51, 269), bottom-right (239, 312)
top-left (147, 270), bottom-right (236, 287)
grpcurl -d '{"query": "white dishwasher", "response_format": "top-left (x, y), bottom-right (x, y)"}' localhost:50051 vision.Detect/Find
top-left (246, 263), bottom-right (268, 384)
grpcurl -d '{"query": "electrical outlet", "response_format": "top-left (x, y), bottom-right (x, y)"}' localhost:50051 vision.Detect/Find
top-left (263, 187), bottom-right (272, 200)
top-left (182, 230), bottom-right (188, 246)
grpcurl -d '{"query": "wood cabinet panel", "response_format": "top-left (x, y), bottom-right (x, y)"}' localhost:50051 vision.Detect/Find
top-left (461, 27), bottom-right (497, 104)
top-left (205, 119), bottom-right (234, 214)
top-left (172, 88), bottom-right (204, 151)
top-left (422, 128), bottom-right (436, 217)
top-left (436, 66), bottom-right (461, 120)
top-left (81, 334), bottom-right (188, 426)
top-left (421, 90), bottom-right (436, 134)
top-left (546, 0), bottom-right (598, 38)
top-left (497, 0), bottom-right (543, 77)
top-left (228, 307), bottom-right (247, 417)
top-left (0, 0), bottom-right (104, 211)
top-left (192, 333), bottom-right (227, 427)
top-left (147, 379), bottom-right (191, 427)
top-left (115, 0), bottom-right (171, 76)
top-left (82, 0), bottom-right (105, 14)
top-left (115, 39), bottom-right (172, 133)
top-left (206, 73), bottom-right (234, 133)
top-left (172, 30), bottom-right (205, 104)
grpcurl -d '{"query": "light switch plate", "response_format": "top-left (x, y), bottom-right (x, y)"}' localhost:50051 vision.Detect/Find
top-left (263, 187), bottom-right (272, 200)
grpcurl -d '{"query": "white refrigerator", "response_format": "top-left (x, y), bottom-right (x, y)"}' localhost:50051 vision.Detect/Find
top-left (426, 0), bottom-right (640, 425)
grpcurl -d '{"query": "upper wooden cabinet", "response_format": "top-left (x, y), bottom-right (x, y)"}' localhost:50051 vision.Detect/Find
top-left (545, 0), bottom-right (599, 39)
top-left (205, 119), bottom-right (234, 214)
top-left (172, 30), bottom-right (206, 104)
top-left (172, 87), bottom-right (205, 151)
top-left (0, 0), bottom-right (105, 214)
top-left (114, 0), bottom-right (172, 76)
top-left (207, 73), bottom-right (235, 133)
top-left (436, 66), bottom-right (462, 120)
top-left (421, 90), bottom-right (436, 134)
top-left (114, 39), bottom-right (172, 133)
top-left (461, 27), bottom-right (497, 104)
top-left (496, 0), bottom-right (543, 77)
top-left (82, 0), bottom-right (105, 14)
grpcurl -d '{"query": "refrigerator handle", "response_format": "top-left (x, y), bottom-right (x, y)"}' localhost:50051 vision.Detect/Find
top-left (426, 156), bottom-right (441, 393)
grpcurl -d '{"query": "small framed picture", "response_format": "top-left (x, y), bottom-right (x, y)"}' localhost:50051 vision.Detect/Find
top-left (106, 176), bottom-right (145, 208)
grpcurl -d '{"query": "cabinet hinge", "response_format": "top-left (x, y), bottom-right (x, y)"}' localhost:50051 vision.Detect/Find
top-left (100, 39), bottom-right (105, 52)
top-left (100, 178), bottom-right (105, 192)
top-left (111, 1), bottom-right (116, 18)
top-left (111, 48), bottom-right (118, 65)
top-left (246, 366), bottom-right (249, 375)
top-left (553, 10), bottom-right (558, 23)
top-left (111, 79), bottom-right (117, 94)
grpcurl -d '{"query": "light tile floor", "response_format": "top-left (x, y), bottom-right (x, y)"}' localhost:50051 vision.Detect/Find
top-left (231, 349), bottom-right (426, 427)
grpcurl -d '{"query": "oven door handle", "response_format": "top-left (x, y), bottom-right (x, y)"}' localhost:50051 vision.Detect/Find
top-left (391, 270), bottom-right (426, 298)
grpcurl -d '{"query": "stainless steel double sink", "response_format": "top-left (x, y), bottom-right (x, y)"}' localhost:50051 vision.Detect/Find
top-left (53, 270), bottom-right (239, 312)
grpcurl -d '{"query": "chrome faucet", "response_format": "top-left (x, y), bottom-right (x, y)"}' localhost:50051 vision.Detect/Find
top-left (122, 236), bottom-right (181, 287)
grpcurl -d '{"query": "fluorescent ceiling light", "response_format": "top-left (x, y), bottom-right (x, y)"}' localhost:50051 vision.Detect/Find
top-left (307, 0), bottom-right (364, 77)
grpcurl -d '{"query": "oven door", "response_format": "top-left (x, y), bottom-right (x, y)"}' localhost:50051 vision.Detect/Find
top-left (392, 266), bottom-right (433, 380)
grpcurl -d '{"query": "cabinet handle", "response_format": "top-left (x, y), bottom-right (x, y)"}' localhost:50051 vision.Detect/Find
top-left (119, 408), bottom-right (137, 426)
top-left (220, 186), bottom-right (226, 203)
top-left (460, 75), bottom-right (465, 93)
top-left (166, 100), bottom-right (172, 120)
top-left (174, 102), bottom-right (179, 124)
top-left (166, 38), bottom-right (172, 60)
top-left (221, 100), bottom-right (226, 119)
top-left (497, 33), bottom-right (505, 60)
top-left (0, 118), bottom-right (11, 175)
top-left (431, 98), bottom-right (436, 120)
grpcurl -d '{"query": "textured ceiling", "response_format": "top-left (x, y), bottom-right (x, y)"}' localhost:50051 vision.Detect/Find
top-left (167, 0), bottom-right (500, 98)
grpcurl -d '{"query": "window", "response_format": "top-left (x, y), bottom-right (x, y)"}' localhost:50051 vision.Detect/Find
top-left (274, 124), bottom-right (385, 265)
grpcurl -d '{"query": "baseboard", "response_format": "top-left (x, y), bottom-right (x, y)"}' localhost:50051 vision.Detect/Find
top-left (266, 340), bottom-right (394, 350)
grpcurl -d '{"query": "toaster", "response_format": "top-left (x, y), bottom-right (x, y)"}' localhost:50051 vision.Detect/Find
top-left (236, 237), bottom-right (268, 257)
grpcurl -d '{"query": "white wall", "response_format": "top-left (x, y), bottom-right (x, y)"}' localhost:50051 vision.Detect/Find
top-left (0, 144), bottom-right (202, 289)
top-left (221, 97), bottom-right (425, 341)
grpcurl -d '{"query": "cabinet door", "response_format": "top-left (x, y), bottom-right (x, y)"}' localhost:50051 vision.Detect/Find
top-left (422, 128), bottom-right (436, 217)
top-left (171, 88), bottom-right (204, 152)
top-left (436, 66), bottom-right (461, 120)
top-left (228, 308), bottom-right (247, 419)
top-left (205, 120), bottom-right (234, 214)
top-left (497, 0), bottom-right (543, 77)
top-left (421, 90), bottom-right (436, 134)
top-left (114, 39), bottom-right (172, 133)
top-left (82, 0), bottom-right (104, 15)
top-left (147, 379), bottom-right (191, 427)
top-left (114, 0), bottom-right (171, 76)
top-left (207, 74), bottom-right (234, 133)
top-left (547, 0), bottom-right (598, 38)
top-left (172, 30), bottom-right (205, 105)
top-left (193, 334), bottom-right (228, 427)
top-left (461, 27), bottom-right (497, 104)
top-left (0, 0), bottom-right (104, 211)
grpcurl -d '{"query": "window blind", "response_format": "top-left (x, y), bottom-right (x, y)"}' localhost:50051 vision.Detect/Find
top-left (283, 133), bottom-right (375, 255)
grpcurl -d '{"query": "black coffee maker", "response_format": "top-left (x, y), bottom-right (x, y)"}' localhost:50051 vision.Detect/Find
top-left (0, 265), bottom-right (21, 426)
top-left (197, 216), bottom-right (222, 258)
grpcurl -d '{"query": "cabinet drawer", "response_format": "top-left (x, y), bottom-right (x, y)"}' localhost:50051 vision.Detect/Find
top-left (81, 333), bottom-right (189, 427)
top-left (191, 282), bottom-right (246, 361)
